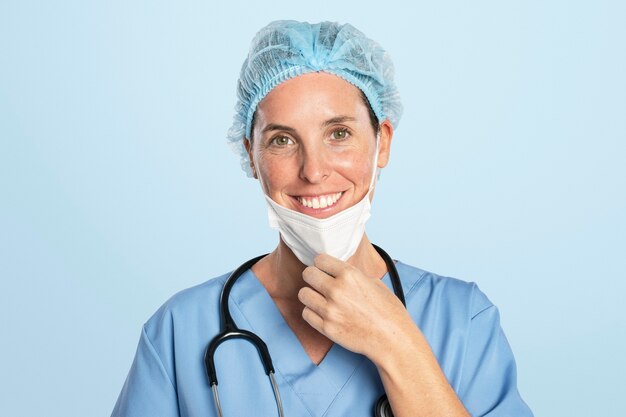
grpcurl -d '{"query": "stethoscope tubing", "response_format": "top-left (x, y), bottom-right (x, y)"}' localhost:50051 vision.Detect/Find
top-left (204, 245), bottom-right (403, 417)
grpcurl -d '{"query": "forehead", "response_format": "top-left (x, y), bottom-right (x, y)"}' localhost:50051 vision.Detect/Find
top-left (254, 72), bottom-right (369, 127)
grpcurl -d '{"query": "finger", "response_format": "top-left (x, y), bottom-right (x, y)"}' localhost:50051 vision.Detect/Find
top-left (298, 286), bottom-right (327, 316)
top-left (302, 265), bottom-right (334, 295)
top-left (313, 253), bottom-right (348, 277)
top-left (302, 306), bottom-right (324, 333)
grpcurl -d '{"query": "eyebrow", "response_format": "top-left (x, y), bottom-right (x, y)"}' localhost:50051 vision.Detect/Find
top-left (321, 116), bottom-right (357, 127)
top-left (262, 124), bottom-right (298, 135)
top-left (261, 116), bottom-right (357, 134)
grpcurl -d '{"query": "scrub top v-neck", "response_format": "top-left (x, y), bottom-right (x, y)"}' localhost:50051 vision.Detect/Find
top-left (227, 268), bottom-right (393, 416)
top-left (111, 261), bottom-right (534, 417)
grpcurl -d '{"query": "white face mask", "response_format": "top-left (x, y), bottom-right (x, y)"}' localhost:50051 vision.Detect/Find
top-left (261, 136), bottom-right (380, 266)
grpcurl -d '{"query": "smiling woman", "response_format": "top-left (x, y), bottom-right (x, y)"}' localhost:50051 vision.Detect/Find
top-left (111, 20), bottom-right (534, 417)
top-left (248, 72), bottom-right (389, 216)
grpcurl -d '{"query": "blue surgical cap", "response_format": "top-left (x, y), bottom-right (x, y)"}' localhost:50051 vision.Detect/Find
top-left (227, 20), bottom-right (403, 177)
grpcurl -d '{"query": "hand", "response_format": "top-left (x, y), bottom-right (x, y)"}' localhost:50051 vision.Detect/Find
top-left (298, 253), bottom-right (415, 363)
top-left (299, 254), bottom-right (471, 417)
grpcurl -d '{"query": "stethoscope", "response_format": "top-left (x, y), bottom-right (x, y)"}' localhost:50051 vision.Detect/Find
top-left (204, 244), bottom-right (405, 417)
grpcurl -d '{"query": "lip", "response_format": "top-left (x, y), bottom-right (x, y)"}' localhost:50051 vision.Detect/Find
top-left (288, 191), bottom-right (346, 217)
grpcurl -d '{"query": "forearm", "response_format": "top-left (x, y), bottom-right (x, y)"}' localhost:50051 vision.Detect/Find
top-left (371, 325), bottom-right (470, 417)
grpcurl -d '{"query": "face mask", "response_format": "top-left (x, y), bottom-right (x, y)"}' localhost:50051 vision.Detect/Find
top-left (262, 136), bottom-right (380, 266)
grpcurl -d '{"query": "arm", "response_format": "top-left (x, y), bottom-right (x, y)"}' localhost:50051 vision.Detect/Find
top-left (372, 322), bottom-right (470, 417)
top-left (372, 318), bottom-right (470, 417)
top-left (371, 304), bottom-right (533, 417)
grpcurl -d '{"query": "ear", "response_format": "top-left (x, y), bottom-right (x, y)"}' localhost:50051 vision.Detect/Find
top-left (243, 138), bottom-right (258, 179)
top-left (376, 120), bottom-right (393, 169)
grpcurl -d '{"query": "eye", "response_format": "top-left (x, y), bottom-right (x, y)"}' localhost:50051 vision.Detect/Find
top-left (271, 135), bottom-right (294, 146)
top-left (331, 128), bottom-right (350, 140)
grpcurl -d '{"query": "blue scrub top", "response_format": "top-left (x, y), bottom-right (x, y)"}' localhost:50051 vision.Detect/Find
top-left (112, 261), bottom-right (533, 416)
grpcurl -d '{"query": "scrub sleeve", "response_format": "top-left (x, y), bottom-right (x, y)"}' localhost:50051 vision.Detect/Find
top-left (458, 295), bottom-right (532, 416)
top-left (111, 327), bottom-right (180, 417)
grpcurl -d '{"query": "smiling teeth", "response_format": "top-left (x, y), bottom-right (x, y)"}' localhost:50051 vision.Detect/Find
top-left (298, 192), bottom-right (342, 209)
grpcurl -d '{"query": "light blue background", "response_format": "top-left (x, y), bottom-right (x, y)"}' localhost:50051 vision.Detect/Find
top-left (1, 1), bottom-right (624, 416)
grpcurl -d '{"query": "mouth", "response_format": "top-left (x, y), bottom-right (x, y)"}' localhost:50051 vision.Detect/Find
top-left (295, 192), bottom-right (343, 210)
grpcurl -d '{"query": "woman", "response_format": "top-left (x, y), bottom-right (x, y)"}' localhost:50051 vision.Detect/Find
top-left (112, 20), bottom-right (533, 417)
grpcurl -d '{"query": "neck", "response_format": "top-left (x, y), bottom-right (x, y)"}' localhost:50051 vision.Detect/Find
top-left (253, 234), bottom-right (388, 301)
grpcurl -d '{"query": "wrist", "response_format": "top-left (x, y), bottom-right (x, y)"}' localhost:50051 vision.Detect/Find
top-left (367, 317), bottom-right (426, 370)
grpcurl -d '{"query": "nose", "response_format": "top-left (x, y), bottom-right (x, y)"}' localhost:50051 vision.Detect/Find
top-left (299, 147), bottom-right (330, 184)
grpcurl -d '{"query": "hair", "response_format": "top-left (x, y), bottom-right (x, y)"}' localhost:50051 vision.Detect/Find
top-left (248, 84), bottom-right (380, 143)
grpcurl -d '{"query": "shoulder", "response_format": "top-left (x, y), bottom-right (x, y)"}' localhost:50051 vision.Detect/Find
top-left (142, 271), bottom-right (231, 342)
top-left (395, 261), bottom-right (494, 321)
top-left (394, 261), bottom-right (511, 393)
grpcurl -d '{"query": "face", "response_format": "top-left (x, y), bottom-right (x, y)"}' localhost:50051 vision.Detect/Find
top-left (245, 72), bottom-right (393, 219)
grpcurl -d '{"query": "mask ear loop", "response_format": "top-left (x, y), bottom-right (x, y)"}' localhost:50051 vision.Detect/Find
top-left (368, 131), bottom-right (381, 193)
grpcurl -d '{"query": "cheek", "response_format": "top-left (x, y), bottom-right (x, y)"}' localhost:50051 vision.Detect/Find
top-left (256, 154), bottom-right (295, 192)
top-left (331, 152), bottom-right (372, 182)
